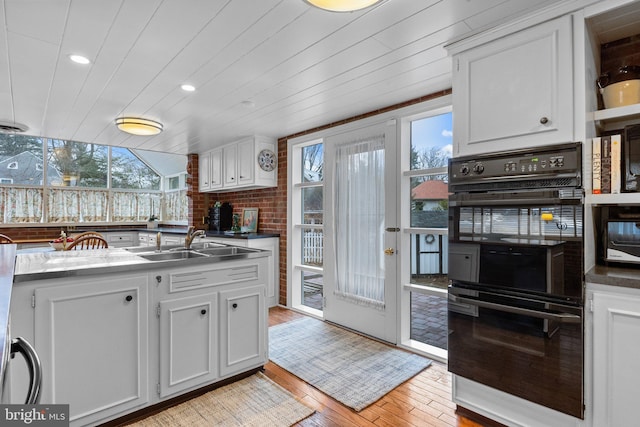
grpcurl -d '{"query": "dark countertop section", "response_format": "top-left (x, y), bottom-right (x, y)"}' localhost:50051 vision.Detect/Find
top-left (0, 244), bottom-right (17, 393)
top-left (586, 264), bottom-right (640, 290)
top-left (203, 231), bottom-right (280, 240)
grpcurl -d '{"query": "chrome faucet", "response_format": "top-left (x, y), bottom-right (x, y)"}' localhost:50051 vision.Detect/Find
top-left (184, 226), bottom-right (205, 249)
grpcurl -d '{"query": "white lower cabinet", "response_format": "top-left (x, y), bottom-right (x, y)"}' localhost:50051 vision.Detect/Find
top-left (589, 284), bottom-right (640, 427)
top-left (219, 285), bottom-right (266, 377)
top-left (26, 274), bottom-right (149, 426)
top-left (10, 256), bottom-right (269, 426)
top-left (200, 237), bottom-right (279, 307)
top-left (104, 231), bottom-right (137, 247)
top-left (159, 293), bottom-right (218, 398)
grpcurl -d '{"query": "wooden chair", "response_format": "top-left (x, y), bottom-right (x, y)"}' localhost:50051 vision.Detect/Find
top-left (0, 233), bottom-right (14, 244)
top-left (72, 231), bottom-right (105, 240)
top-left (65, 235), bottom-right (109, 250)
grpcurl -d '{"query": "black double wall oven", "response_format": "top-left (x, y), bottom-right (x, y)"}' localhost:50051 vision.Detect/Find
top-left (447, 143), bottom-right (584, 419)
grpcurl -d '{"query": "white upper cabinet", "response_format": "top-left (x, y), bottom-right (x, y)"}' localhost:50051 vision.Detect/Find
top-left (198, 148), bottom-right (222, 191)
top-left (199, 136), bottom-right (277, 192)
top-left (223, 144), bottom-right (238, 187)
top-left (449, 15), bottom-right (574, 157)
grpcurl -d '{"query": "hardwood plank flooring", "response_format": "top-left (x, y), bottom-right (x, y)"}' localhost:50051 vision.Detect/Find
top-left (266, 306), bottom-right (489, 427)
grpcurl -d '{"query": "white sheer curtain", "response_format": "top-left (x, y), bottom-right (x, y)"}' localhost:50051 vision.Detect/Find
top-left (164, 190), bottom-right (188, 222)
top-left (111, 191), bottom-right (158, 221)
top-left (333, 134), bottom-right (386, 310)
top-left (1, 187), bottom-right (43, 223)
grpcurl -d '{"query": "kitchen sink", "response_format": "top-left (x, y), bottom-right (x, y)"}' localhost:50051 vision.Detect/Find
top-left (194, 246), bottom-right (257, 256)
top-left (138, 251), bottom-right (208, 261)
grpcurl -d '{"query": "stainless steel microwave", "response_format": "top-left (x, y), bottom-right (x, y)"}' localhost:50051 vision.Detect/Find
top-left (606, 220), bottom-right (640, 264)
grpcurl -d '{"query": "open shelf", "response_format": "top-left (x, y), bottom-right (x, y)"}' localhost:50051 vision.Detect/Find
top-left (591, 103), bottom-right (640, 123)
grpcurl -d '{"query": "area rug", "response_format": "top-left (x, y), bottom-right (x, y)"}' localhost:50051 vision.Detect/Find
top-left (127, 372), bottom-right (314, 426)
top-left (269, 316), bottom-right (432, 411)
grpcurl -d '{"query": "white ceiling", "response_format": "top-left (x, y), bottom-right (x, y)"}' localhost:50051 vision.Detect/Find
top-left (0, 0), bottom-right (560, 155)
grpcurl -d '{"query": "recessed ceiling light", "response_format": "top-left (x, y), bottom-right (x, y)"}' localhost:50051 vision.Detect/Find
top-left (303, 0), bottom-right (382, 12)
top-left (69, 54), bottom-right (91, 65)
top-left (181, 84), bottom-right (196, 92)
top-left (241, 100), bottom-right (255, 108)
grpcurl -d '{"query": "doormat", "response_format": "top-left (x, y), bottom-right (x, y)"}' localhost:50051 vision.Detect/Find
top-left (269, 316), bottom-right (432, 411)
top-left (127, 372), bottom-right (314, 426)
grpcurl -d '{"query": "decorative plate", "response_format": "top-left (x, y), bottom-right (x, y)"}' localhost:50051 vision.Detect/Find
top-left (258, 149), bottom-right (277, 172)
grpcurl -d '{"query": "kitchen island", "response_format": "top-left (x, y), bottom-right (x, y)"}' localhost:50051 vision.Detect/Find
top-left (8, 244), bottom-right (270, 427)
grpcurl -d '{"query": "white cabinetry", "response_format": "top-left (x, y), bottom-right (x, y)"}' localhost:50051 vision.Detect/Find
top-left (199, 148), bottom-right (222, 191)
top-left (448, 15), bottom-right (574, 156)
top-left (589, 284), bottom-right (640, 427)
top-left (104, 231), bottom-right (137, 248)
top-left (223, 144), bottom-right (238, 187)
top-left (199, 135), bottom-right (277, 192)
top-left (200, 236), bottom-right (279, 307)
top-left (158, 292), bottom-right (218, 398)
top-left (153, 258), bottom-right (268, 398)
top-left (219, 285), bottom-right (266, 377)
top-left (10, 256), bottom-right (269, 426)
top-left (10, 273), bottom-right (149, 426)
top-left (139, 231), bottom-right (185, 247)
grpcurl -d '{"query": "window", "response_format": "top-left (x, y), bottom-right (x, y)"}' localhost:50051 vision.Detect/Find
top-left (111, 147), bottom-right (160, 190)
top-left (291, 141), bottom-right (324, 313)
top-left (47, 139), bottom-right (108, 187)
top-left (403, 110), bottom-right (452, 357)
top-left (0, 134), bottom-right (186, 224)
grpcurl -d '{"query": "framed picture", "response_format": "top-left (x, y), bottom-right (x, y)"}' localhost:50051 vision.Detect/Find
top-left (241, 208), bottom-right (259, 233)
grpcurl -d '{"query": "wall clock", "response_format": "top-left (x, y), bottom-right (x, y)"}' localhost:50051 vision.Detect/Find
top-left (258, 149), bottom-right (277, 172)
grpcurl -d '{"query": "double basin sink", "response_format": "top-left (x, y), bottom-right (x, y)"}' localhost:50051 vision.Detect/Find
top-left (125, 242), bottom-right (259, 261)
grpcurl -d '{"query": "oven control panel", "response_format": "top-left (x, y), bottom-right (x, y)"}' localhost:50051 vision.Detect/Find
top-left (449, 143), bottom-right (581, 184)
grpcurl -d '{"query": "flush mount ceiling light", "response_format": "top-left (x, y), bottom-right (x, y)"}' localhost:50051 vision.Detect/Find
top-left (115, 117), bottom-right (163, 136)
top-left (0, 120), bottom-right (29, 133)
top-left (303, 0), bottom-right (382, 12)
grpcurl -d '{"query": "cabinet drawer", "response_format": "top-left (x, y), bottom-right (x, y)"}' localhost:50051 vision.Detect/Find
top-left (168, 263), bottom-right (260, 292)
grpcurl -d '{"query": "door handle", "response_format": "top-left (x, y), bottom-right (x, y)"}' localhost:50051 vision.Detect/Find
top-left (384, 248), bottom-right (395, 255)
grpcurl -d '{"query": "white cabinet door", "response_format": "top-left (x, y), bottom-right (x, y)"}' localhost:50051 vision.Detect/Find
top-left (592, 289), bottom-right (640, 427)
top-left (223, 145), bottom-right (238, 187)
top-left (219, 285), bottom-right (266, 377)
top-left (34, 275), bottom-right (149, 426)
top-left (198, 151), bottom-right (211, 191)
top-left (199, 149), bottom-right (222, 192)
top-left (159, 293), bottom-right (218, 398)
top-left (452, 15), bottom-right (573, 156)
top-left (210, 148), bottom-right (223, 190)
top-left (237, 138), bottom-right (255, 186)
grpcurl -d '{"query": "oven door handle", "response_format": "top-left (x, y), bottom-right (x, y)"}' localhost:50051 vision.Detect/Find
top-left (449, 295), bottom-right (581, 323)
top-left (10, 337), bottom-right (42, 404)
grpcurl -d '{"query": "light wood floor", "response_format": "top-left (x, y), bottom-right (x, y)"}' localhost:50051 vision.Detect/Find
top-left (266, 306), bottom-right (487, 427)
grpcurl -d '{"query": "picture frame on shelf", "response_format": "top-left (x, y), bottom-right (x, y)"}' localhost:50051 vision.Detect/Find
top-left (241, 208), bottom-right (258, 233)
